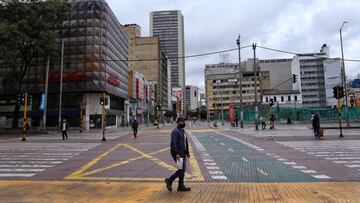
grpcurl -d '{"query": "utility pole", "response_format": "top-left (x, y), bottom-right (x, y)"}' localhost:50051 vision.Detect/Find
top-left (221, 88), bottom-right (224, 126)
top-left (237, 35), bottom-right (244, 128)
top-left (21, 93), bottom-right (28, 141)
top-left (80, 102), bottom-right (83, 133)
top-left (336, 86), bottom-right (344, 137)
top-left (42, 56), bottom-right (50, 131)
top-left (58, 39), bottom-right (64, 129)
top-left (102, 92), bottom-right (106, 141)
top-left (253, 43), bottom-right (259, 130)
top-left (340, 21), bottom-right (350, 127)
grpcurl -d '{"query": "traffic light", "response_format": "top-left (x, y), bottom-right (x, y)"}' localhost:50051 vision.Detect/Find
top-left (269, 98), bottom-right (274, 106)
top-left (339, 86), bottom-right (345, 99)
top-left (292, 74), bottom-right (298, 83)
top-left (333, 86), bottom-right (339, 99)
top-left (100, 97), bottom-right (108, 105)
top-left (17, 94), bottom-right (25, 105)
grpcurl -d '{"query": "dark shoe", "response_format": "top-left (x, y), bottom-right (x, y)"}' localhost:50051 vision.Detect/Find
top-left (177, 186), bottom-right (191, 192)
top-left (165, 178), bottom-right (172, 191)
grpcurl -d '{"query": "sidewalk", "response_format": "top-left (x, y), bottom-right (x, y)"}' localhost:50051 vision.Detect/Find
top-left (0, 180), bottom-right (359, 202)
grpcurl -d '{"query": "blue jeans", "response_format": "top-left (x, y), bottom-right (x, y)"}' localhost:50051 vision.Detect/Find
top-left (169, 156), bottom-right (186, 187)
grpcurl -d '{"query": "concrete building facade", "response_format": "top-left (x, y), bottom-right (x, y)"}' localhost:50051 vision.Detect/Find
top-left (123, 24), bottom-right (170, 110)
top-left (205, 62), bottom-right (268, 115)
top-left (185, 85), bottom-right (199, 113)
top-left (292, 44), bottom-right (329, 107)
top-left (150, 10), bottom-right (185, 90)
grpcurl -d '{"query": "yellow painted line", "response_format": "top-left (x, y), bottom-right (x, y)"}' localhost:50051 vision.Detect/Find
top-left (67, 141), bottom-right (204, 182)
top-left (242, 157), bottom-right (248, 162)
top-left (65, 144), bottom-right (121, 179)
top-left (80, 145), bottom-right (171, 177)
top-left (257, 168), bottom-right (268, 176)
top-left (188, 143), bottom-right (205, 181)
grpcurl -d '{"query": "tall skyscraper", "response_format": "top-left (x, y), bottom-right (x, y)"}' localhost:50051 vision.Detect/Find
top-left (150, 10), bottom-right (185, 90)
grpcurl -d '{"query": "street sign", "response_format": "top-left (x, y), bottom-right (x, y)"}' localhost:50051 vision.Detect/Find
top-left (40, 93), bottom-right (46, 110)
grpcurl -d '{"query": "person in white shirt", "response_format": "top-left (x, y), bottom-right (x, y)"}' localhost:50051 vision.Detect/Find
top-left (62, 119), bottom-right (68, 140)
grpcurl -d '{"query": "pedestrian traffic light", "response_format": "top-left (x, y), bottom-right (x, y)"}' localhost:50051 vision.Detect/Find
top-left (269, 98), bottom-right (274, 106)
top-left (333, 86), bottom-right (339, 99)
top-left (292, 74), bottom-right (298, 83)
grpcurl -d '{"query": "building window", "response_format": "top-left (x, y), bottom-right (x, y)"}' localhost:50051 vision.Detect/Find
top-left (294, 96), bottom-right (298, 101)
top-left (281, 96), bottom-right (284, 102)
top-left (288, 96), bottom-right (291, 101)
top-left (274, 97), bottom-right (277, 102)
top-left (265, 97), bottom-right (268, 102)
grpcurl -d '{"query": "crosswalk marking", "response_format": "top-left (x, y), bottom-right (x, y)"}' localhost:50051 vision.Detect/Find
top-left (0, 143), bottom-right (99, 178)
top-left (278, 140), bottom-right (360, 172)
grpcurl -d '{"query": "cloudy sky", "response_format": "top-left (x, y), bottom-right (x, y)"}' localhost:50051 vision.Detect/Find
top-left (107, 0), bottom-right (360, 92)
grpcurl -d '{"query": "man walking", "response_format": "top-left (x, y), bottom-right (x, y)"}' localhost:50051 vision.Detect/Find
top-left (61, 119), bottom-right (68, 140)
top-left (165, 116), bottom-right (191, 192)
top-left (312, 112), bottom-right (321, 139)
top-left (132, 118), bottom-right (138, 138)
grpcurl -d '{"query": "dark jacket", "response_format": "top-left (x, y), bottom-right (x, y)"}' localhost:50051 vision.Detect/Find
top-left (312, 114), bottom-right (320, 129)
top-left (170, 127), bottom-right (189, 158)
top-left (132, 120), bottom-right (138, 129)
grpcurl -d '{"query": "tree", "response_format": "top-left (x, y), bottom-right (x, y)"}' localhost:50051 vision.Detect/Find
top-left (0, 0), bottom-right (70, 127)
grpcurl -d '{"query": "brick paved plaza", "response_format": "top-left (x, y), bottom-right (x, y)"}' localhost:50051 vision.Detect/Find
top-left (0, 122), bottom-right (359, 202)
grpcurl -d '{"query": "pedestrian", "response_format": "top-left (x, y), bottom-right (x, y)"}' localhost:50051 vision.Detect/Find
top-left (61, 119), bottom-right (68, 140)
top-left (270, 113), bottom-right (275, 129)
top-left (261, 116), bottom-right (266, 130)
top-left (165, 116), bottom-right (191, 192)
top-left (312, 112), bottom-right (321, 139)
top-left (132, 118), bottom-right (138, 138)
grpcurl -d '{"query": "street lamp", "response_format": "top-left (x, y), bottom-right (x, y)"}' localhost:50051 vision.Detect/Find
top-left (340, 21), bottom-right (350, 127)
top-left (237, 35), bottom-right (244, 128)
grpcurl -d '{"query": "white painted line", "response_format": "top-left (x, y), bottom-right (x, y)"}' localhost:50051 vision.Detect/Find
top-left (302, 170), bottom-right (317, 174)
top-left (228, 148), bottom-right (234, 152)
top-left (284, 162), bottom-right (297, 165)
top-left (209, 171), bottom-right (223, 175)
top-left (292, 166), bottom-right (307, 169)
top-left (278, 158), bottom-right (287, 161)
top-left (206, 166), bottom-right (220, 170)
top-left (312, 175), bottom-right (331, 179)
top-left (257, 168), bottom-right (268, 176)
top-left (0, 173), bottom-right (36, 177)
top-left (220, 143), bottom-right (225, 146)
top-left (212, 175), bottom-right (227, 180)
top-left (345, 164), bottom-right (360, 168)
top-left (0, 168), bottom-right (44, 172)
top-left (0, 165), bottom-right (53, 168)
top-left (215, 138), bottom-right (218, 141)
top-left (203, 159), bottom-right (214, 162)
top-left (204, 163), bottom-right (216, 166)
top-left (241, 157), bottom-right (248, 162)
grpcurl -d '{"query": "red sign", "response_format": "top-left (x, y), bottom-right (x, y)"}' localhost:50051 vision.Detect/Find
top-left (40, 72), bottom-right (88, 84)
top-left (107, 73), bottom-right (120, 87)
top-left (229, 105), bottom-right (235, 123)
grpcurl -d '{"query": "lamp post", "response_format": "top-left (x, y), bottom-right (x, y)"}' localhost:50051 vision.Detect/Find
top-left (252, 43), bottom-right (259, 130)
top-left (237, 35), bottom-right (244, 128)
top-left (340, 21), bottom-right (350, 127)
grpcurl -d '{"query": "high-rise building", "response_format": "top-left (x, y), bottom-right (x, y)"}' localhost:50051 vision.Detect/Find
top-left (185, 85), bottom-right (199, 113)
top-left (0, 0), bottom-right (129, 129)
top-left (292, 44), bottom-right (330, 107)
top-left (123, 24), bottom-right (170, 110)
top-left (150, 10), bottom-right (185, 90)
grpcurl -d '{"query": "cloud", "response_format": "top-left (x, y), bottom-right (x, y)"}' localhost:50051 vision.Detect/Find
top-left (107, 0), bottom-right (360, 90)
